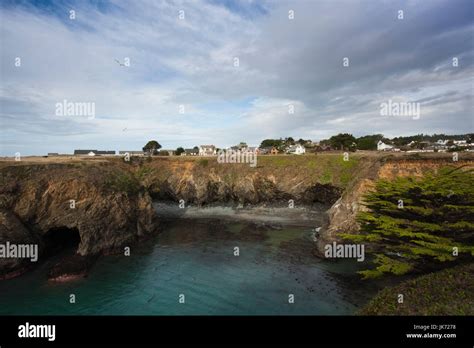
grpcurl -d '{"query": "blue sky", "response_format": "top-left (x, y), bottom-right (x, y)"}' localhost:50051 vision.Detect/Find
top-left (1, 0), bottom-right (473, 155)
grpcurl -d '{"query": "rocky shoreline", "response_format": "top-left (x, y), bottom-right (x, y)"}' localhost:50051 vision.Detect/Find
top-left (1, 154), bottom-right (472, 280)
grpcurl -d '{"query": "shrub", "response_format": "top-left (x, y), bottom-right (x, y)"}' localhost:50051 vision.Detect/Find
top-left (104, 172), bottom-right (141, 196)
top-left (343, 167), bottom-right (474, 278)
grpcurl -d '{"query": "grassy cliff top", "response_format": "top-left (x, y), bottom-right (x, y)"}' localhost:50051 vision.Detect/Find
top-left (2, 152), bottom-right (473, 195)
top-left (359, 263), bottom-right (474, 315)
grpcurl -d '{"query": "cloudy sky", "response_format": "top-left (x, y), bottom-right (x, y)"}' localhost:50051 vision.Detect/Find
top-left (1, 0), bottom-right (473, 155)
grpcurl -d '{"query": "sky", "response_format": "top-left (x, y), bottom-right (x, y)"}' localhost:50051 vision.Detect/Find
top-left (0, 0), bottom-right (473, 155)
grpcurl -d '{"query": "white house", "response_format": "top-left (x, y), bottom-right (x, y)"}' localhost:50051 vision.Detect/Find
top-left (198, 145), bottom-right (217, 156)
top-left (287, 144), bottom-right (306, 155)
top-left (377, 140), bottom-right (394, 151)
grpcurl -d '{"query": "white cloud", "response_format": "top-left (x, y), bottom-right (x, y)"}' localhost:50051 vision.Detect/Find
top-left (0, 0), bottom-right (473, 155)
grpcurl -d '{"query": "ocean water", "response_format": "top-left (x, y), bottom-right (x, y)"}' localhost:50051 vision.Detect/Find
top-left (0, 205), bottom-right (379, 315)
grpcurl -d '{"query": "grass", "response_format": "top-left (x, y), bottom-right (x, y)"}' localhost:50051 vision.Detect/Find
top-left (198, 158), bottom-right (209, 167)
top-left (254, 154), bottom-right (361, 188)
top-left (320, 169), bottom-right (333, 184)
top-left (359, 263), bottom-right (474, 315)
top-left (103, 172), bottom-right (142, 196)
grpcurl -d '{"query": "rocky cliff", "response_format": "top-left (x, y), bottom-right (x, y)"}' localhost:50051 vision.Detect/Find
top-left (0, 155), bottom-right (355, 278)
top-left (0, 162), bottom-right (157, 279)
top-left (1, 153), bottom-right (472, 279)
top-left (317, 156), bottom-right (474, 255)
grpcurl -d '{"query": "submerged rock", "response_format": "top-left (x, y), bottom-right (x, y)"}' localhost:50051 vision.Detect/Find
top-left (48, 254), bottom-right (98, 282)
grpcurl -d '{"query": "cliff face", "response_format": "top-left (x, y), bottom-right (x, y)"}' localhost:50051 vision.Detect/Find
top-left (316, 158), bottom-right (474, 254)
top-left (156, 171), bottom-right (342, 205)
top-left (0, 156), bottom-right (351, 278)
top-left (0, 210), bottom-right (39, 278)
top-left (138, 155), bottom-right (355, 206)
top-left (2, 154), bottom-right (472, 279)
top-left (0, 163), bottom-right (157, 279)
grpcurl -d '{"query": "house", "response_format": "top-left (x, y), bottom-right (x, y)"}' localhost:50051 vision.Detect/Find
top-left (377, 141), bottom-right (394, 151)
top-left (286, 144), bottom-right (306, 155)
top-left (74, 149), bottom-right (95, 155)
top-left (259, 146), bottom-right (278, 155)
top-left (118, 151), bottom-right (144, 156)
top-left (183, 148), bottom-right (199, 156)
top-left (74, 150), bottom-right (115, 156)
top-left (199, 145), bottom-right (217, 156)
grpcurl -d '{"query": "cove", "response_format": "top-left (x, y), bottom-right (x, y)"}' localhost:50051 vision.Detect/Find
top-left (0, 205), bottom-right (382, 315)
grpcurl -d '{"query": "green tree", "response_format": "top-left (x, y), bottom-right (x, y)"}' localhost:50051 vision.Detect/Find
top-left (176, 147), bottom-right (185, 156)
top-left (343, 167), bottom-right (474, 279)
top-left (143, 140), bottom-right (161, 156)
top-left (297, 138), bottom-right (310, 145)
top-left (260, 139), bottom-right (283, 148)
top-left (237, 142), bottom-right (248, 149)
top-left (329, 133), bottom-right (356, 151)
top-left (356, 134), bottom-right (384, 150)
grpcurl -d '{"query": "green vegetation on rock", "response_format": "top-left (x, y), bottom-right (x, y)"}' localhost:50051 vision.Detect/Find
top-left (104, 172), bottom-right (142, 196)
top-left (359, 263), bottom-right (474, 315)
top-left (343, 167), bottom-right (474, 278)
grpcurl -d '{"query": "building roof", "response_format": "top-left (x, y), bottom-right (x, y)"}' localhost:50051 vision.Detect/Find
top-left (74, 150), bottom-right (115, 155)
top-left (119, 150), bottom-right (143, 154)
top-left (74, 149), bottom-right (96, 154)
top-left (287, 144), bottom-right (304, 150)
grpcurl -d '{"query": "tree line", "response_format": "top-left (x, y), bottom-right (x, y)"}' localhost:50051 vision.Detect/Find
top-left (142, 133), bottom-right (473, 155)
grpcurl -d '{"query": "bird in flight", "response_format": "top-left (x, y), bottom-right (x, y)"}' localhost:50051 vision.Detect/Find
top-left (115, 58), bottom-right (126, 67)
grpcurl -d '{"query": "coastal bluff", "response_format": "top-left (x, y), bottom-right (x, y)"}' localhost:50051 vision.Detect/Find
top-left (1, 153), bottom-right (472, 279)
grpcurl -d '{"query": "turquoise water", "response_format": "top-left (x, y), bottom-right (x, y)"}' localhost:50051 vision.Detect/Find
top-left (0, 210), bottom-right (379, 315)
